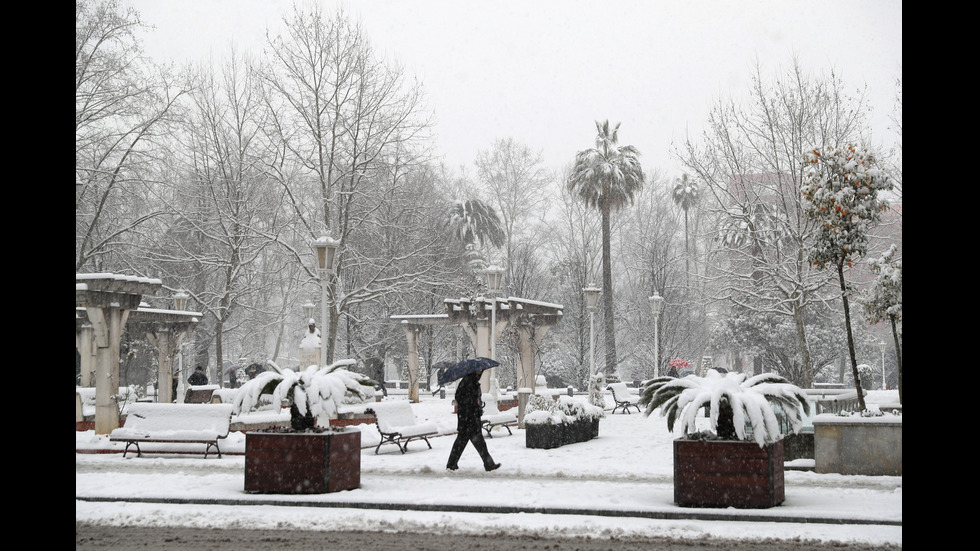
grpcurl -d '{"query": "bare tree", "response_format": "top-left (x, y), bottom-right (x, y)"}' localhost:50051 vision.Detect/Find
top-left (259, 4), bottom-right (439, 364)
top-left (76, 0), bottom-right (186, 272)
top-left (677, 59), bottom-right (874, 387)
top-left (148, 50), bottom-right (282, 380)
top-left (475, 137), bottom-right (553, 285)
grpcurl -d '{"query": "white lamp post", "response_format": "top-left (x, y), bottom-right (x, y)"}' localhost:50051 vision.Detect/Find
top-left (878, 340), bottom-right (887, 390)
top-left (649, 292), bottom-right (664, 378)
top-left (583, 286), bottom-right (601, 388)
top-left (312, 236), bottom-right (340, 367)
top-left (484, 265), bottom-right (504, 360)
top-left (172, 290), bottom-right (190, 402)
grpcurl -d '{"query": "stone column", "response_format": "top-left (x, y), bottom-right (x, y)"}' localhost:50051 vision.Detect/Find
top-left (402, 325), bottom-right (420, 403)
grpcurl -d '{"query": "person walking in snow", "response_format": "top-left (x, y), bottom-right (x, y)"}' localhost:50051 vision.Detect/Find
top-left (446, 370), bottom-right (500, 472)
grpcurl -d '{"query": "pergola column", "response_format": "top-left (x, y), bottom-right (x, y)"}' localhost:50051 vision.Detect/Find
top-left (76, 274), bottom-right (162, 434)
top-left (75, 316), bottom-right (95, 387)
top-left (401, 324), bottom-right (421, 403)
top-left (146, 325), bottom-right (192, 403)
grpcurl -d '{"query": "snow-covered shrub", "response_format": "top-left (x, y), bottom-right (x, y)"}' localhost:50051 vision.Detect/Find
top-left (232, 359), bottom-right (376, 431)
top-left (524, 394), bottom-right (604, 425)
top-left (639, 369), bottom-right (810, 447)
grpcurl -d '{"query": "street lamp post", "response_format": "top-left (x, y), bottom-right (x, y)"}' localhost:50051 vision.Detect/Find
top-left (583, 286), bottom-right (601, 393)
top-left (878, 340), bottom-right (887, 390)
top-left (312, 236), bottom-right (340, 367)
top-left (484, 265), bottom-right (504, 360)
top-left (172, 290), bottom-right (190, 402)
top-left (649, 292), bottom-right (664, 378)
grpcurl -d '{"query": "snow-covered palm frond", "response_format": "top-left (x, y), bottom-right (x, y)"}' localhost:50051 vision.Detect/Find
top-left (639, 369), bottom-right (810, 447)
top-left (232, 370), bottom-right (283, 415)
top-left (233, 359), bottom-right (376, 422)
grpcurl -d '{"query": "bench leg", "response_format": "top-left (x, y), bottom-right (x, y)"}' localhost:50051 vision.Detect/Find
top-left (376, 434), bottom-right (400, 455)
top-left (122, 441), bottom-right (142, 458)
top-left (205, 442), bottom-right (222, 459)
top-left (400, 436), bottom-right (432, 453)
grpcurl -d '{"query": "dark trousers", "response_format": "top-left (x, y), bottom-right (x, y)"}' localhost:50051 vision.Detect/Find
top-left (447, 424), bottom-right (494, 468)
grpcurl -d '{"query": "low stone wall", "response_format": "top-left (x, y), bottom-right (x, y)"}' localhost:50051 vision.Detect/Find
top-left (813, 414), bottom-right (902, 475)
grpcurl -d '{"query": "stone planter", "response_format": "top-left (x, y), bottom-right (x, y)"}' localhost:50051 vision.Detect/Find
top-left (813, 414), bottom-right (902, 475)
top-left (244, 429), bottom-right (361, 494)
top-left (525, 418), bottom-right (599, 449)
top-left (782, 431), bottom-right (814, 461)
top-left (673, 438), bottom-right (785, 508)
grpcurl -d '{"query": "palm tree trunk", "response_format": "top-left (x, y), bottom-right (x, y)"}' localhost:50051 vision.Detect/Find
top-left (601, 205), bottom-right (616, 374)
top-left (683, 209), bottom-right (690, 288)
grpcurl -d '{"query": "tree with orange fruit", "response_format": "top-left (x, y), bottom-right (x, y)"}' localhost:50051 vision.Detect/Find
top-left (801, 145), bottom-right (892, 411)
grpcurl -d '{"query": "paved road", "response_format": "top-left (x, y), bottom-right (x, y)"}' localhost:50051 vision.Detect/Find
top-left (75, 524), bottom-right (901, 550)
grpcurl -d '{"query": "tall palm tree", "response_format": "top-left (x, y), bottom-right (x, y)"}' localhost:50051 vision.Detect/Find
top-left (443, 198), bottom-right (505, 273)
top-left (567, 120), bottom-right (645, 374)
top-left (672, 174), bottom-right (699, 285)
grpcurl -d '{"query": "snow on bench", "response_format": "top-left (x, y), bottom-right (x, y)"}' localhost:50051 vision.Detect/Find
top-left (607, 382), bottom-right (640, 414)
top-left (369, 400), bottom-right (438, 455)
top-left (109, 403), bottom-right (233, 458)
top-left (481, 393), bottom-right (517, 437)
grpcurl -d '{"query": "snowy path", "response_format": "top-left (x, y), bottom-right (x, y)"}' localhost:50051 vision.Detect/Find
top-left (76, 455), bottom-right (900, 526)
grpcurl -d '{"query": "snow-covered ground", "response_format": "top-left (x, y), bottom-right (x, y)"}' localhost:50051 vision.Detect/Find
top-left (76, 388), bottom-right (901, 547)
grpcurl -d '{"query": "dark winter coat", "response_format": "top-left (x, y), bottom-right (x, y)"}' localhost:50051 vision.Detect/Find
top-left (188, 371), bottom-right (208, 386)
top-left (455, 372), bottom-right (484, 431)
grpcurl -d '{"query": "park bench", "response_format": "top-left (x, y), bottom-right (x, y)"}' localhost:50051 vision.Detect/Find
top-left (481, 394), bottom-right (517, 437)
top-left (607, 382), bottom-right (641, 414)
top-left (108, 402), bottom-right (233, 458)
top-left (76, 387), bottom-right (96, 424)
top-left (184, 384), bottom-right (220, 404)
top-left (369, 401), bottom-right (438, 455)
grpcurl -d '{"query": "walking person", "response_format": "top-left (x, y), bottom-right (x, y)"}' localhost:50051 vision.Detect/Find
top-left (431, 363), bottom-right (448, 397)
top-left (446, 369), bottom-right (500, 472)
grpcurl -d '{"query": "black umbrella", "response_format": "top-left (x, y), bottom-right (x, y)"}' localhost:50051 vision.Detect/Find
top-left (438, 357), bottom-right (500, 386)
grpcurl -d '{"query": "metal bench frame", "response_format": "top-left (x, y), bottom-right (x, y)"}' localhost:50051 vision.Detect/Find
top-left (370, 402), bottom-right (438, 455)
top-left (607, 383), bottom-right (641, 414)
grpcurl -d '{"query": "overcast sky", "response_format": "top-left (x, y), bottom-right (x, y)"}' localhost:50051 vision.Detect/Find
top-left (127, 0), bottom-right (902, 178)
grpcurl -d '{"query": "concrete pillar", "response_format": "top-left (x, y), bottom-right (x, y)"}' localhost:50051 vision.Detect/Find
top-left (402, 325), bottom-right (420, 403)
top-left (86, 305), bottom-right (130, 434)
top-left (518, 388), bottom-right (531, 428)
top-left (77, 324), bottom-right (95, 387)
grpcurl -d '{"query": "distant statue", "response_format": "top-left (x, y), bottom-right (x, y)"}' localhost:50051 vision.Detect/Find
top-left (299, 319), bottom-right (321, 368)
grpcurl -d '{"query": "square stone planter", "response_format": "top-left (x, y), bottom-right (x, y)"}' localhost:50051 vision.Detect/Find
top-left (525, 418), bottom-right (599, 449)
top-left (244, 429), bottom-right (361, 494)
top-left (673, 438), bottom-right (785, 508)
top-left (813, 414), bottom-right (901, 475)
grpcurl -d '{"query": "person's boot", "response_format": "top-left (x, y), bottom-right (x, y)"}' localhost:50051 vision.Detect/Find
top-left (446, 463), bottom-right (459, 471)
top-left (484, 460), bottom-right (501, 471)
